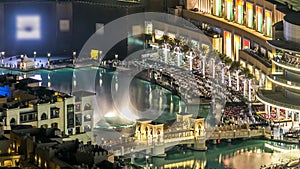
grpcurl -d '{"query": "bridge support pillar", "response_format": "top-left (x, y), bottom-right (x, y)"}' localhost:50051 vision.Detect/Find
top-left (193, 139), bottom-right (207, 151)
top-left (131, 155), bottom-right (135, 164)
top-left (152, 145), bottom-right (165, 156)
top-left (212, 140), bottom-right (217, 145)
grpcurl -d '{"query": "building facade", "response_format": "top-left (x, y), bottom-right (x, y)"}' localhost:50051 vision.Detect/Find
top-left (166, 0), bottom-right (296, 87)
top-left (0, 75), bottom-right (95, 136)
top-left (256, 12), bottom-right (300, 127)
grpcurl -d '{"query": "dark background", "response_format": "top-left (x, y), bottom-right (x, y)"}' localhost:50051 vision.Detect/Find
top-left (0, 0), bottom-right (179, 60)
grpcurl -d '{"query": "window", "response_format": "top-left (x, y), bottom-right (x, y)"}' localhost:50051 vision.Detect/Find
top-left (51, 123), bottom-right (58, 128)
top-left (84, 114), bottom-right (91, 122)
top-left (84, 125), bottom-right (91, 132)
top-left (50, 108), bottom-right (59, 118)
top-left (84, 103), bottom-right (91, 111)
top-left (41, 113), bottom-right (47, 120)
top-left (75, 114), bottom-right (82, 126)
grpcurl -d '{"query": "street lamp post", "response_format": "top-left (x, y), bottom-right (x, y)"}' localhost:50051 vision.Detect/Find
top-left (186, 51), bottom-right (194, 71)
top-left (98, 50), bottom-right (102, 64)
top-left (163, 44), bottom-right (170, 63)
top-left (174, 47), bottom-right (181, 67)
top-left (243, 79), bottom-right (247, 97)
top-left (33, 51), bottom-right (37, 61)
top-left (210, 58), bottom-right (216, 78)
top-left (72, 51), bottom-right (76, 66)
top-left (236, 70), bottom-right (241, 91)
top-left (145, 155), bottom-right (149, 168)
top-left (47, 53), bottom-right (51, 68)
top-left (248, 79), bottom-right (252, 101)
top-left (1, 51), bottom-right (5, 66)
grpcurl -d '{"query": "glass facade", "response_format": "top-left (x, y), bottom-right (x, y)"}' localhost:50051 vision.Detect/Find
top-left (225, 0), bottom-right (234, 21)
top-left (256, 5), bottom-right (263, 32)
top-left (246, 2), bottom-right (254, 28)
top-left (236, 0), bottom-right (244, 24)
top-left (224, 31), bottom-right (232, 59)
top-left (265, 10), bottom-right (272, 37)
top-left (214, 0), bottom-right (222, 17)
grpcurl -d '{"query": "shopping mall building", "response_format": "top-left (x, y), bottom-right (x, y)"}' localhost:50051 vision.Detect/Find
top-left (176, 0), bottom-right (299, 126)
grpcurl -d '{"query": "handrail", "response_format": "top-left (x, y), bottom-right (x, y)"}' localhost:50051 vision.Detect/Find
top-left (273, 58), bottom-right (300, 70)
top-left (256, 89), bottom-right (300, 110)
top-left (242, 49), bottom-right (272, 67)
top-left (269, 75), bottom-right (300, 88)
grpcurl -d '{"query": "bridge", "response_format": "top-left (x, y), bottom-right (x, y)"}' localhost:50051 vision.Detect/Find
top-left (99, 112), bottom-right (266, 157)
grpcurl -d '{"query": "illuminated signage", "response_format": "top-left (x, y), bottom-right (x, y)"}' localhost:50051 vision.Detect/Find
top-left (236, 0), bottom-right (243, 24)
top-left (256, 6), bottom-right (263, 32)
top-left (243, 39), bottom-right (250, 49)
top-left (154, 29), bottom-right (164, 39)
top-left (246, 2), bottom-right (254, 28)
top-left (226, 0), bottom-right (233, 21)
top-left (224, 31), bottom-right (232, 59)
top-left (265, 10), bottom-right (272, 37)
top-left (145, 21), bottom-right (153, 34)
top-left (16, 15), bottom-right (41, 40)
top-left (214, 0), bottom-right (222, 17)
top-left (168, 33), bottom-right (176, 39)
top-left (191, 39), bottom-right (199, 48)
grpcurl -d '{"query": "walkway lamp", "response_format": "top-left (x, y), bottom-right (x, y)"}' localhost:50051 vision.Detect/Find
top-left (98, 50), bottom-right (102, 64)
top-left (236, 70), bottom-right (241, 91)
top-left (1, 51), bottom-right (5, 66)
top-left (33, 51), bottom-right (37, 61)
top-left (248, 79), bottom-right (253, 101)
top-left (47, 53), bottom-right (51, 67)
top-left (145, 155), bottom-right (149, 168)
top-left (73, 51), bottom-right (76, 65)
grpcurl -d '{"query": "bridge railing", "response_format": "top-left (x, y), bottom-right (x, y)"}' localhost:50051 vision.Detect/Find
top-left (209, 128), bottom-right (265, 140)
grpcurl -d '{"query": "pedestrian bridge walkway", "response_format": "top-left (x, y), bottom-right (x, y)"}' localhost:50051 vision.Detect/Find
top-left (99, 113), bottom-right (266, 156)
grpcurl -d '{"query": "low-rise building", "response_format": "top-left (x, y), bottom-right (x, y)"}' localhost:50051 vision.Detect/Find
top-left (0, 74), bottom-right (95, 139)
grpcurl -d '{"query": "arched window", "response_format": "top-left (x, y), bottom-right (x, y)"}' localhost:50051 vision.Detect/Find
top-left (10, 118), bottom-right (16, 126)
top-left (41, 113), bottom-right (47, 120)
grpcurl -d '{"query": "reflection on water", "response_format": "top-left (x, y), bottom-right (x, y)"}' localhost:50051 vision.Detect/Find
top-left (134, 139), bottom-right (300, 169)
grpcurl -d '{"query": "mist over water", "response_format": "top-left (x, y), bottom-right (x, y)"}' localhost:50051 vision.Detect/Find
top-left (1, 67), bottom-right (185, 130)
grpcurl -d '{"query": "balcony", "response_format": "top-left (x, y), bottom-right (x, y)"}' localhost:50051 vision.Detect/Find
top-left (268, 75), bottom-right (300, 90)
top-left (256, 89), bottom-right (300, 111)
top-left (272, 58), bottom-right (300, 72)
top-left (241, 49), bottom-right (272, 67)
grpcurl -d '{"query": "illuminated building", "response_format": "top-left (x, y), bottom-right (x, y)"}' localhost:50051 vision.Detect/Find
top-left (0, 75), bottom-right (95, 139)
top-left (256, 12), bottom-right (300, 127)
top-left (7, 127), bottom-right (113, 168)
top-left (171, 0), bottom-right (296, 87)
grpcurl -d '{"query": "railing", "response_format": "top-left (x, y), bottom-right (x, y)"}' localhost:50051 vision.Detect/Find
top-left (242, 49), bottom-right (272, 67)
top-left (209, 128), bottom-right (265, 140)
top-left (268, 75), bottom-right (300, 89)
top-left (272, 58), bottom-right (300, 70)
top-left (256, 89), bottom-right (300, 110)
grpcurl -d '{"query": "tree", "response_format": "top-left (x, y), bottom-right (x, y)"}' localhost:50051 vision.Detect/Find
top-left (230, 61), bottom-right (241, 70)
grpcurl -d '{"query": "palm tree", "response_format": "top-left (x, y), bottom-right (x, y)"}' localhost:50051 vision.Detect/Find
top-left (230, 61), bottom-right (241, 70)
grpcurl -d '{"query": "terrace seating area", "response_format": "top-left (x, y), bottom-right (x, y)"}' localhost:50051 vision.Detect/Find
top-left (281, 54), bottom-right (300, 66)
